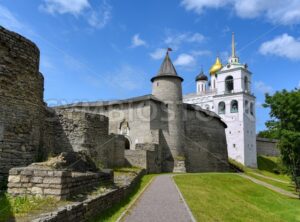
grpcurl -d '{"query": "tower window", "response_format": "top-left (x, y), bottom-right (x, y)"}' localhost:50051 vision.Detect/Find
top-left (157, 82), bottom-right (159, 86)
top-left (250, 102), bottom-right (254, 116)
top-left (205, 104), bottom-right (210, 110)
top-left (244, 76), bottom-right (249, 92)
top-left (225, 76), bottom-right (234, 93)
top-left (245, 100), bottom-right (249, 114)
top-left (218, 101), bottom-right (225, 114)
top-left (231, 100), bottom-right (238, 113)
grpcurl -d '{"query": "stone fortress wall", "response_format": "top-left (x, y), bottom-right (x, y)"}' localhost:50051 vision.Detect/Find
top-left (0, 25), bottom-right (230, 189)
top-left (0, 26), bottom-right (45, 183)
top-left (256, 137), bottom-right (279, 157)
top-left (0, 26), bottom-right (125, 185)
top-left (183, 104), bottom-right (229, 172)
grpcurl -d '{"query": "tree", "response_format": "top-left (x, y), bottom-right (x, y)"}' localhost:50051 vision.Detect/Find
top-left (263, 88), bottom-right (300, 195)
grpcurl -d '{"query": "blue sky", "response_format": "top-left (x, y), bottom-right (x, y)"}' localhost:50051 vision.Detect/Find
top-left (0, 0), bottom-right (300, 132)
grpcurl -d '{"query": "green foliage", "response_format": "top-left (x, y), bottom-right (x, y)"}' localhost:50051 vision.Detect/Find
top-left (263, 89), bottom-right (300, 132)
top-left (174, 174), bottom-right (300, 222)
top-left (257, 130), bottom-right (279, 139)
top-left (262, 88), bottom-right (300, 193)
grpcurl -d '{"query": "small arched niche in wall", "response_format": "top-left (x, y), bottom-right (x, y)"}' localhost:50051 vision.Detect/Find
top-left (119, 119), bottom-right (130, 136)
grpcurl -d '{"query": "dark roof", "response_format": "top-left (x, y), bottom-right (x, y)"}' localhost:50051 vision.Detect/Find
top-left (151, 52), bottom-right (183, 82)
top-left (195, 70), bottom-right (208, 81)
top-left (55, 94), bottom-right (164, 109)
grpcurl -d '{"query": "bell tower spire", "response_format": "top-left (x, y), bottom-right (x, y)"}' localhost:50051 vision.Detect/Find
top-left (232, 32), bottom-right (236, 58)
top-left (229, 32), bottom-right (239, 64)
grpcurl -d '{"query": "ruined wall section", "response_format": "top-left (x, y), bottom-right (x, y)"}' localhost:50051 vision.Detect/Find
top-left (183, 105), bottom-right (230, 172)
top-left (0, 27), bottom-right (45, 182)
top-left (50, 109), bottom-right (125, 168)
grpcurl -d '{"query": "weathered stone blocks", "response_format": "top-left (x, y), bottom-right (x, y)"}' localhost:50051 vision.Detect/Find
top-left (7, 166), bottom-right (113, 200)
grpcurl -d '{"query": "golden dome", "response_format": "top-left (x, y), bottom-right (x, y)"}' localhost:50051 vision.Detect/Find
top-left (209, 56), bottom-right (222, 75)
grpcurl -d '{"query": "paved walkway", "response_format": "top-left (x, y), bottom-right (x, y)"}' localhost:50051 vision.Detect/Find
top-left (239, 173), bottom-right (298, 198)
top-left (122, 175), bottom-right (195, 222)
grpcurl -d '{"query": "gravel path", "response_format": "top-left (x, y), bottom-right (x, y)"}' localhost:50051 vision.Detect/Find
top-left (239, 173), bottom-right (298, 198)
top-left (122, 175), bottom-right (195, 222)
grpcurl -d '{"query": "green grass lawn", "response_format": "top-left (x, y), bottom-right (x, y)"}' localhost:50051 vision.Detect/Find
top-left (90, 174), bottom-right (155, 222)
top-left (174, 173), bottom-right (300, 222)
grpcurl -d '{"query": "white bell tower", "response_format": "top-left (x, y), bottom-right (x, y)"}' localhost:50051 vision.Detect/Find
top-left (213, 32), bottom-right (257, 167)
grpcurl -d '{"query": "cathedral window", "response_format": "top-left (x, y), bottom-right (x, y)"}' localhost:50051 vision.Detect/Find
top-left (231, 100), bottom-right (238, 113)
top-left (245, 100), bottom-right (249, 113)
top-left (250, 102), bottom-right (254, 116)
top-left (244, 76), bottom-right (249, 92)
top-left (218, 102), bottom-right (225, 114)
top-left (225, 76), bottom-right (234, 93)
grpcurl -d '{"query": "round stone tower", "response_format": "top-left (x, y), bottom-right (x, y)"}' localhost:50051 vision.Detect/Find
top-left (0, 26), bottom-right (45, 182)
top-left (151, 51), bottom-right (184, 172)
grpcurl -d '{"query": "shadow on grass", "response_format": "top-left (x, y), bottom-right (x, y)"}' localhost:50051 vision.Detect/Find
top-left (0, 193), bottom-right (15, 222)
top-left (257, 156), bottom-right (282, 174)
top-left (89, 176), bottom-right (144, 222)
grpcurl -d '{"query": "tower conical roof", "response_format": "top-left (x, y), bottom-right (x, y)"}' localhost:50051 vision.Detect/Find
top-left (157, 52), bottom-right (178, 76)
top-left (151, 52), bottom-right (183, 82)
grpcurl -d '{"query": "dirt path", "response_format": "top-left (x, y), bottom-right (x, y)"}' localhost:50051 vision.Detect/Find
top-left (247, 172), bottom-right (290, 184)
top-left (239, 173), bottom-right (298, 198)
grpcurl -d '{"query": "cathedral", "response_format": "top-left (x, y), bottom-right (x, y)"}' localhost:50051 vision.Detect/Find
top-left (183, 33), bottom-right (257, 167)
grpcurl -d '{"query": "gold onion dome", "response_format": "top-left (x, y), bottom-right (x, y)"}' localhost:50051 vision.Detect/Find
top-left (209, 56), bottom-right (223, 75)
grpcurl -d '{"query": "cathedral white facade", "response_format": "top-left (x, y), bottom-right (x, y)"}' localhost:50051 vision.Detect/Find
top-left (183, 33), bottom-right (257, 167)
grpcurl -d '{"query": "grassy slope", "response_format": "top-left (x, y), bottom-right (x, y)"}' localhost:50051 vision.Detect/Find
top-left (91, 174), bottom-right (155, 222)
top-left (174, 174), bottom-right (300, 222)
top-left (0, 195), bottom-right (62, 222)
top-left (230, 156), bottom-right (296, 193)
top-left (256, 156), bottom-right (290, 181)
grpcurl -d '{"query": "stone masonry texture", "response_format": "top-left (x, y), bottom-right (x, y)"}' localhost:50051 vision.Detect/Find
top-left (0, 26), bottom-right (126, 185)
top-left (0, 24), bottom-right (230, 188)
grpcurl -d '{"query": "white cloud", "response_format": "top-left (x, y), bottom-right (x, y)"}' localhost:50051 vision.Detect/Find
top-left (0, 5), bottom-right (23, 30)
top-left (105, 65), bottom-right (147, 90)
top-left (40, 0), bottom-right (112, 29)
top-left (181, 0), bottom-right (300, 25)
top-left (149, 48), bottom-right (166, 60)
top-left (0, 4), bottom-right (36, 38)
top-left (131, 34), bottom-right (147, 48)
top-left (40, 0), bottom-right (90, 15)
top-left (259, 34), bottom-right (300, 60)
top-left (181, 0), bottom-right (230, 14)
top-left (164, 31), bottom-right (205, 49)
top-left (87, 1), bottom-right (111, 28)
top-left (191, 50), bottom-right (211, 57)
top-left (254, 81), bottom-right (273, 94)
top-left (174, 53), bottom-right (196, 67)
